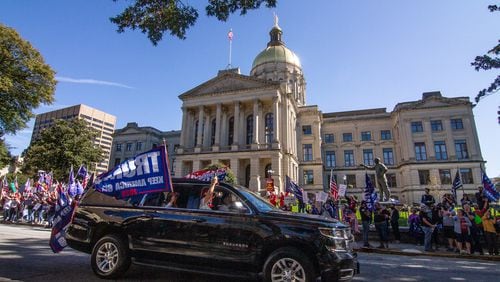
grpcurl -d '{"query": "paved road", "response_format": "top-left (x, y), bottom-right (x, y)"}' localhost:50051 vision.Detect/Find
top-left (1, 224), bottom-right (499, 281)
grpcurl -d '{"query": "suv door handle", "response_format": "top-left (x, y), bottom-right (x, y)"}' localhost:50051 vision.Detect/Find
top-left (191, 218), bottom-right (206, 223)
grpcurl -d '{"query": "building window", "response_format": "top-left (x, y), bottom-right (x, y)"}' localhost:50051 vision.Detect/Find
top-left (265, 113), bottom-right (274, 144)
top-left (126, 143), bottom-right (133, 151)
top-left (414, 142), bottom-right (427, 161)
top-left (304, 170), bottom-right (314, 185)
top-left (460, 168), bottom-right (473, 184)
top-left (343, 133), bottom-right (353, 142)
top-left (431, 120), bottom-right (443, 132)
top-left (383, 148), bottom-right (394, 165)
top-left (387, 173), bottom-right (397, 187)
top-left (228, 117), bottom-right (234, 145)
top-left (439, 169), bottom-right (451, 184)
top-left (246, 115), bottom-right (253, 145)
top-left (245, 165), bottom-right (251, 188)
top-left (211, 118), bottom-right (216, 145)
top-left (114, 158), bottom-right (121, 167)
top-left (302, 125), bottom-right (312, 135)
top-left (344, 150), bottom-right (355, 167)
top-left (136, 142), bottom-right (142, 151)
top-left (411, 121), bottom-right (424, 133)
top-left (361, 131), bottom-right (372, 141)
top-left (381, 130), bottom-right (392, 140)
top-left (363, 149), bottom-right (374, 166)
top-left (346, 174), bottom-right (357, 187)
top-left (434, 141), bottom-right (448, 160)
top-left (116, 143), bottom-right (122, 152)
top-left (325, 151), bottom-right (336, 168)
top-left (451, 118), bottom-right (464, 130)
top-left (324, 133), bottom-right (334, 144)
top-left (455, 140), bottom-right (469, 160)
top-left (418, 170), bottom-right (430, 185)
top-left (303, 144), bottom-right (313, 161)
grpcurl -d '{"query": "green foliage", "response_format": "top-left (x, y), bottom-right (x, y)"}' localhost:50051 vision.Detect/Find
top-left (471, 5), bottom-right (499, 104)
top-left (204, 163), bottom-right (236, 184)
top-left (21, 119), bottom-right (104, 181)
top-left (0, 24), bottom-right (56, 135)
top-left (110, 0), bottom-right (277, 45)
top-left (0, 139), bottom-right (11, 168)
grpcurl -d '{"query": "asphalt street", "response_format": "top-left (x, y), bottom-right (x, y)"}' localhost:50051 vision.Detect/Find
top-left (1, 224), bottom-right (499, 282)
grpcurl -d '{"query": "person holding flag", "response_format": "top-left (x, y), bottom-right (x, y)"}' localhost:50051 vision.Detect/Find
top-left (200, 177), bottom-right (218, 210)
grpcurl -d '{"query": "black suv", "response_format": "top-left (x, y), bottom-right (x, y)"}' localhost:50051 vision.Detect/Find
top-left (67, 178), bottom-right (359, 281)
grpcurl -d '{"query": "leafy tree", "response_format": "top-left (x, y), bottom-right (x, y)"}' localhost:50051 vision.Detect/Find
top-left (22, 119), bottom-right (104, 181)
top-left (0, 24), bottom-right (56, 135)
top-left (204, 163), bottom-right (236, 184)
top-left (0, 139), bottom-right (11, 168)
top-left (110, 0), bottom-right (277, 45)
top-left (471, 5), bottom-right (499, 104)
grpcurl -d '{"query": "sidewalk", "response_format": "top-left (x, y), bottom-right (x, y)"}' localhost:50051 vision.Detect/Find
top-left (354, 241), bottom-right (500, 262)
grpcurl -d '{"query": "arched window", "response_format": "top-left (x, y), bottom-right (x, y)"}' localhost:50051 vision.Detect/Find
top-left (211, 118), bottom-right (216, 145)
top-left (246, 115), bottom-right (253, 145)
top-left (265, 113), bottom-right (273, 144)
top-left (194, 120), bottom-right (199, 146)
top-left (265, 164), bottom-right (272, 179)
top-left (228, 117), bottom-right (234, 145)
top-left (245, 164), bottom-right (251, 188)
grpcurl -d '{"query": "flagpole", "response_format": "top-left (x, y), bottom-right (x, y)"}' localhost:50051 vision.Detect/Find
top-left (228, 28), bottom-right (233, 68)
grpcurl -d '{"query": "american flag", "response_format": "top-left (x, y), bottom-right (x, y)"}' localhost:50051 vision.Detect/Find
top-left (228, 29), bottom-right (233, 41)
top-left (330, 170), bottom-right (339, 201)
top-left (185, 168), bottom-right (227, 182)
top-left (451, 170), bottom-right (462, 200)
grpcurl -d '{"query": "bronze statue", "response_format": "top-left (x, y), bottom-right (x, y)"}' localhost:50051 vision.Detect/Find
top-left (361, 158), bottom-right (391, 201)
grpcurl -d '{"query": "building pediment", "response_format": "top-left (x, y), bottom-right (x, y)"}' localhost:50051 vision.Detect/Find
top-left (394, 95), bottom-right (470, 112)
top-left (179, 72), bottom-right (279, 100)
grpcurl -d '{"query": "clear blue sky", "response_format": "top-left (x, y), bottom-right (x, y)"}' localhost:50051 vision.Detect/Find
top-left (1, 1), bottom-right (499, 177)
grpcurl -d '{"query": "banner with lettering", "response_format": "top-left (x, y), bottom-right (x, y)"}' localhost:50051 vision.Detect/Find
top-left (94, 146), bottom-right (173, 198)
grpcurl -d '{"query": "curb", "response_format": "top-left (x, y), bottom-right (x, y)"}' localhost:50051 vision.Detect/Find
top-left (355, 247), bottom-right (500, 262)
top-left (1, 221), bottom-right (51, 230)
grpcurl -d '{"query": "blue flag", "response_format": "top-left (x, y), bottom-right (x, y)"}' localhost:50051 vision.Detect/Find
top-left (68, 166), bottom-right (78, 197)
top-left (482, 171), bottom-right (499, 202)
top-left (49, 185), bottom-right (76, 253)
top-left (285, 175), bottom-right (303, 203)
top-left (364, 173), bottom-right (378, 211)
top-left (95, 145), bottom-right (173, 199)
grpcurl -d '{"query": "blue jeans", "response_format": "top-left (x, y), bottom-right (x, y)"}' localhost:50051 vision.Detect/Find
top-left (375, 221), bottom-right (388, 242)
top-left (362, 221), bottom-right (371, 245)
top-left (422, 226), bottom-right (433, 251)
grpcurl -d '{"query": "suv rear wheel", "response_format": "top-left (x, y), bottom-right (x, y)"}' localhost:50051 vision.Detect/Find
top-left (263, 247), bottom-right (315, 282)
top-left (91, 235), bottom-right (131, 279)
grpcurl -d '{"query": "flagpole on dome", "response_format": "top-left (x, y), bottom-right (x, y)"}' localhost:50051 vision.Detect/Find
top-left (227, 28), bottom-right (233, 69)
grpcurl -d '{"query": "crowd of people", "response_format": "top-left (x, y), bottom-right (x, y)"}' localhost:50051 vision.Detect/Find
top-left (1, 185), bottom-right (59, 227)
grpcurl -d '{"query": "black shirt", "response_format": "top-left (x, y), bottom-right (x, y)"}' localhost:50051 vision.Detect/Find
top-left (359, 206), bottom-right (372, 222)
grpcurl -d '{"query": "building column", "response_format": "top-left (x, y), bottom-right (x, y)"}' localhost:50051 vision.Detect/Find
top-left (252, 99), bottom-right (260, 149)
top-left (213, 103), bottom-right (222, 151)
top-left (203, 109), bottom-right (210, 148)
top-left (249, 157), bottom-right (261, 192)
top-left (221, 106), bottom-right (227, 148)
top-left (272, 153), bottom-right (283, 193)
top-left (230, 158), bottom-right (239, 185)
top-left (232, 102), bottom-right (240, 150)
top-left (273, 97), bottom-right (280, 146)
top-left (196, 106), bottom-right (204, 152)
top-left (179, 107), bottom-right (187, 148)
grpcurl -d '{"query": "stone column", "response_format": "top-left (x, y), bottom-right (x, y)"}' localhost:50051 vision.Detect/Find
top-left (232, 102), bottom-right (240, 150)
top-left (196, 106), bottom-right (204, 152)
top-left (249, 157), bottom-right (261, 192)
top-left (230, 158), bottom-right (239, 185)
top-left (203, 110), bottom-right (210, 148)
top-left (221, 106), bottom-right (227, 148)
top-left (180, 107), bottom-right (187, 148)
top-left (213, 103), bottom-right (222, 151)
top-left (273, 97), bottom-right (280, 146)
top-left (252, 99), bottom-right (260, 149)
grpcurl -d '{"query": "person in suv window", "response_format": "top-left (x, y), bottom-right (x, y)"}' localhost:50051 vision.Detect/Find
top-left (200, 177), bottom-right (218, 210)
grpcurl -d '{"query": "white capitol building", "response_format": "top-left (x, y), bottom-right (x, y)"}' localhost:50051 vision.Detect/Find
top-left (112, 21), bottom-right (485, 205)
